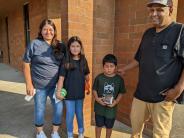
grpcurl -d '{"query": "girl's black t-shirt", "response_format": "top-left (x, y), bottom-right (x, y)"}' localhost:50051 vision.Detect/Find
top-left (59, 59), bottom-right (90, 100)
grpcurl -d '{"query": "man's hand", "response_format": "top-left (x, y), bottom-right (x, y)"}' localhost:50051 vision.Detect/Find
top-left (96, 97), bottom-right (106, 106)
top-left (163, 87), bottom-right (182, 101)
top-left (117, 60), bottom-right (139, 76)
top-left (117, 68), bottom-right (126, 76)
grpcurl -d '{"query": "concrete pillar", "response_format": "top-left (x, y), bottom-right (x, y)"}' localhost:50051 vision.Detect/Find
top-left (93, 0), bottom-right (115, 77)
top-left (92, 0), bottom-right (115, 124)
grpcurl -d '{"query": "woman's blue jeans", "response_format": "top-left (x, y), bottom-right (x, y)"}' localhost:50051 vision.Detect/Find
top-left (65, 99), bottom-right (84, 137)
top-left (34, 87), bottom-right (63, 126)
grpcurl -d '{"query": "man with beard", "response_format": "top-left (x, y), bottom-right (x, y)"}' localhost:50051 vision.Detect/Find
top-left (120, 0), bottom-right (184, 137)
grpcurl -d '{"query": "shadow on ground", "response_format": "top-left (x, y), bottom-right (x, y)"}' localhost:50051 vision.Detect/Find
top-left (0, 91), bottom-right (68, 138)
top-left (0, 91), bottom-right (35, 138)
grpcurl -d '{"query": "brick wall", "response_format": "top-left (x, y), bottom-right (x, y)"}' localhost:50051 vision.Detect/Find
top-left (29, 0), bottom-right (63, 48)
top-left (92, 0), bottom-right (115, 123)
top-left (47, 0), bottom-right (62, 40)
top-left (114, 0), bottom-right (150, 126)
top-left (0, 0), bottom-right (61, 70)
top-left (177, 0), bottom-right (184, 23)
top-left (60, 0), bottom-right (68, 42)
top-left (93, 0), bottom-right (115, 76)
top-left (0, 0), bottom-right (48, 70)
top-left (172, 0), bottom-right (178, 21)
top-left (47, 0), bottom-right (61, 18)
top-left (7, 8), bottom-right (25, 70)
top-left (29, 0), bottom-right (47, 40)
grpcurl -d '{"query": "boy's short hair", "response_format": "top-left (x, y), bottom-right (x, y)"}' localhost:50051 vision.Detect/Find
top-left (103, 54), bottom-right (117, 66)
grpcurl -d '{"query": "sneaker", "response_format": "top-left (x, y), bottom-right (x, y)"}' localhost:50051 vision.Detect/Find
top-left (67, 132), bottom-right (73, 138)
top-left (36, 131), bottom-right (47, 138)
top-left (78, 133), bottom-right (84, 138)
top-left (51, 131), bottom-right (60, 138)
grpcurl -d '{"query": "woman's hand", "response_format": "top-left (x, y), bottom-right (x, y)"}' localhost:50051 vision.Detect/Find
top-left (26, 83), bottom-right (35, 96)
top-left (117, 68), bottom-right (126, 76)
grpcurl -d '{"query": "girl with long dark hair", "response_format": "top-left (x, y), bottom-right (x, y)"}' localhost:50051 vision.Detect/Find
top-left (56, 36), bottom-right (90, 138)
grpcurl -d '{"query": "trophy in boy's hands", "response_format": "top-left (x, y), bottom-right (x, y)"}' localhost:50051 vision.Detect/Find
top-left (102, 94), bottom-right (114, 105)
top-left (102, 83), bottom-right (115, 105)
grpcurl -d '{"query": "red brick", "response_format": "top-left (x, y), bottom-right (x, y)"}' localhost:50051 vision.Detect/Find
top-left (177, 0), bottom-right (184, 22)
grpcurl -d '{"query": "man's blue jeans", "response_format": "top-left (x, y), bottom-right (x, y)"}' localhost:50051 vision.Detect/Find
top-left (34, 87), bottom-right (63, 126)
top-left (65, 99), bottom-right (84, 137)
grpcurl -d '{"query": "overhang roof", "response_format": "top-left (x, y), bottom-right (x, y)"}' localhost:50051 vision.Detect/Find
top-left (0, 0), bottom-right (28, 17)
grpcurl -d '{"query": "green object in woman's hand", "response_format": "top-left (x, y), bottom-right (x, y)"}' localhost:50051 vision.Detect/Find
top-left (61, 88), bottom-right (67, 97)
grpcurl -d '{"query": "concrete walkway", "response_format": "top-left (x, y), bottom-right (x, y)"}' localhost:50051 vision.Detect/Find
top-left (0, 63), bottom-right (184, 138)
top-left (0, 63), bottom-right (132, 138)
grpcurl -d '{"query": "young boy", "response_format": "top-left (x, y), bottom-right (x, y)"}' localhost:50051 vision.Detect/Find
top-left (93, 54), bottom-right (126, 138)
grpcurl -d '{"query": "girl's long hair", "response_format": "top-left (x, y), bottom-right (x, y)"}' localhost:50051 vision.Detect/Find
top-left (37, 19), bottom-right (64, 60)
top-left (64, 36), bottom-right (88, 72)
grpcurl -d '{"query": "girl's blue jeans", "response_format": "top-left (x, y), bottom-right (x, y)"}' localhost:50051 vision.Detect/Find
top-left (65, 99), bottom-right (84, 137)
top-left (34, 87), bottom-right (63, 127)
